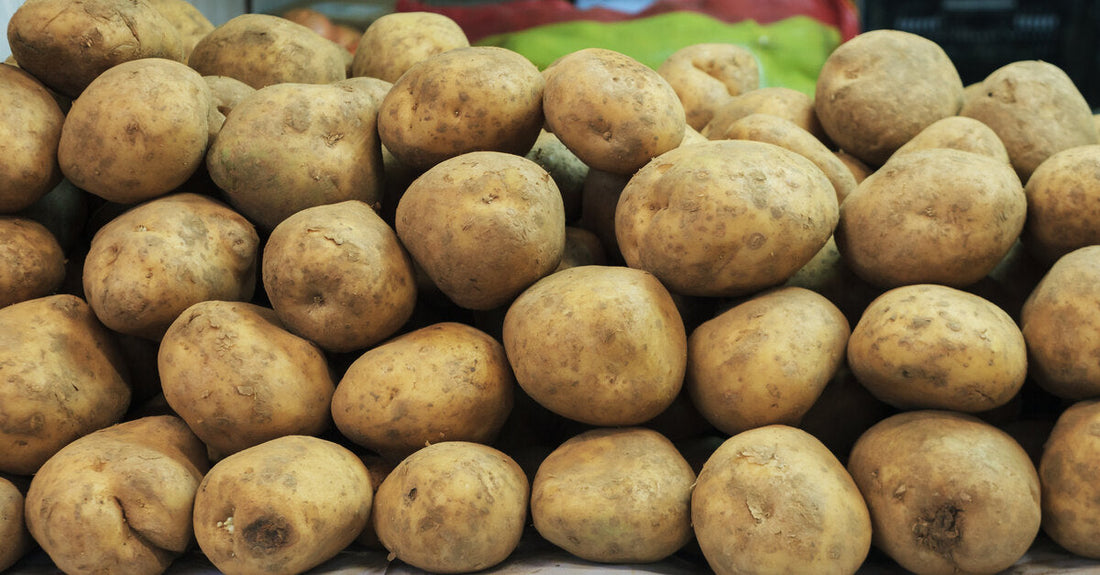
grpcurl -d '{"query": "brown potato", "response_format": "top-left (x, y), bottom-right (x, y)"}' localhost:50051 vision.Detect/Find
top-left (378, 46), bottom-right (544, 171)
top-left (692, 425), bottom-right (872, 575)
top-left (502, 265), bottom-right (686, 426)
top-left (262, 200), bottom-right (416, 353)
top-left (188, 13), bottom-right (346, 89)
top-left (1021, 144), bottom-right (1100, 264)
top-left (531, 427), bottom-right (695, 563)
top-left (82, 193), bottom-right (259, 340)
top-left (783, 235), bottom-right (885, 326)
top-left (847, 284), bottom-right (1027, 412)
top-left (615, 140), bottom-right (838, 297)
top-left (0, 294), bottom-right (131, 475)
top-left (835, 148), bottom-right (1026, 288)
top-left (1039, 399), bottom-right (1100, 558)
top-left (889, 115), bottom-right (1010, 164)
top-left (702, 86), bottom-right (826, 143)
top-left (815, 30), bottom-right (963, 167)
top-left (147, 0), bottom-right (214, 60)
top-left (0, 217), bottom-right (65, 308)
top-left (374, 441), bottom-right (528, 573)
top-left (350, 11), bottom-right (469, 83)
top-left (193, 435), bottom-right (373, 575)
top-left (0, 476), bottom-right (31, 571)
top-left (58, 58), bottom-right (212, 204)
top-left (24, 416), bottom-right (209, 575)
top-left (159, 301), bottom-right (335, 460)
top-left (848, 411), bottom-right (1041, 575)
top-left (556, 226), bottom-right (607, 271)
top-left (204, 75), bottom-right (255, 143)
top-left (961, 60), bottom-right (1097, 182)
top-left (657, 43), bottom-right (760, 131)
top-left (687, 286), bottom-right (850, 435)
top-left (579, 168), bottom-right (630, 263)
top-left (7, 0), bottom-right (184, 98)
top-left (395, 151), bottom-right (565, 310)
top-left (543, 48), bottom-right (685, 175)
top-left (835, 150), bottom-right (872, 184)
top-left (0, 65), bottom-right (64, 213)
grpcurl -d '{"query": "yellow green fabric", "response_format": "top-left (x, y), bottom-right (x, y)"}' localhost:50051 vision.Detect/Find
top-left (477, 11), bottom-right (841, 97)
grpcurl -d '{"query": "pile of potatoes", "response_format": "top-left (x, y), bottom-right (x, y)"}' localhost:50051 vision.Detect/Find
top-left (5, 1), bottom-right (1100, 574)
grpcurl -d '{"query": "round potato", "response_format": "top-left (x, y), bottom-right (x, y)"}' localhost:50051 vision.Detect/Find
top-left (1020, 245), bottom-right (1100, 399)
top-left (531, 427), bottom-right (695, 563)
top-left (556, 226), bottom-right (607, 271)
top-left (395, 151), bottom-right (565, 310)
top-left (0, 217), bottom-right (65, 308)
top-left (378, 46), bottom-right (544, 171)
top-left (331, 322), bottom-right (514, 462)
top-left (193, 435), bottom-right (373, 575)
top-left (848, 284), bottom-right (1027, 412)
top-left (350, 11), bottom-right (469, 83)
top-left (815, 30), bottom-right (963, 167)
top-left (579, 168), bottom-right (631, 263)
top-left (889, 115), bottom-right (1010, 164)
top-left (692, 425), bottom-right (872, 575)
top-left (543, 48), bottom-right (685, 175)
top-left (188, 13), bottom-right (346, 89)
top-left (263, 200), bottom-right (416, 353)
top-left (835, 150), bottom-right (872, 184)
top-left (147, 0), bottom-right (214, 60)
top-left (961, 60), bottom-right (1097, 182)
top-left (615, 139), bottom-right (838, 297)
top-left (1021, 145), bottom-right (1100, 264)
top-left (204, 75), bottom-right (255, 143)
top-left (82, 193), bottom-right (259, 340)
top-left (835, 148), bottom-right (1026, 288)
top-left (374, 441), bottom-right (528, 574)
top-left (159, 301), bottom-right (335, 460)
top-left (7, 0), bottom-right (184, 98)
top-left (657, 43), bottom-right (760, 131)
top-left (502, 265), bottom-right (686, 426)
top-left (0, 294), bottom-right (131, 475)
top-left (59, 58), bottom-right (212, 204)
top-left (702, 86), bottom-right (826, 143)
top-left (1040, 399), bottom-right (1100, 558)
top-left (25, 416), bottom-right (209, 575)
top-left (848, 410), bottom-right (1041, 575)
top-left (0, 476), bottom-right (31, 571)
top-left (0, 65), bottom-right (64, 213)
top-left (687, 286), bottom-right (850, 435)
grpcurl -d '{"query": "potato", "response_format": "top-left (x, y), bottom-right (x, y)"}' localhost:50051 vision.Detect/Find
top-left (847, 284), bottom-right (1027, 412)
top-left (1020, 245), bottom-right (1100, 399)
top-left (701, 86), bottom-right (826, 143)
top-left (0, 217), bottom-right (65, 308)
top-left (692, 425), bottom-right (872, 575)
top-left (204, 75), bottom-right (255, 143)
top-left (657, 43), bottom-right (760, 131)
top-left (531, 427), bottom-right (695, 563)
top-left (687, 286), bottom-right (850, 435)
top-left (350, 11), bottom-right (469, 82)
top-left (1021, 145), bottom-right (1100, 264)
top-left (7, 0), bottom-right (184, 98)
top-left (713, 112), bottom-right (858, 203)
top-left (615, 139), bottom-right (838, 297)
top-left (374, 441), bottom-right (528, 574)
top-left (0, 294), bottom-right (131, 475)
top-left (58, 58), bottom-right (212, 204)
top-left (556, 226), bottom-right (607, 271)
top-left (815, 29), bottom-right (964, 167)
top-left (835, 150), bottom-right (872, 184)
top-left (331, 322), bottom-right (514, 462)
top-left (262, 200), bottom-right (416, 353)
top-left (378, 46), bottom-right (544, 171)
top-left (193, 435), bottom-right (373, 575)
top-left (889, 115), bottom-right (1010, 164)
top-left (24, 416), bottom-right (209, 575)
top-left (835, 148), bottom-right (1026, 288)
top-left (147, 0), bottom-right (214, 60)
top-left (395, 151), bottom-right (565, 310)
top-left (961, 60), bottom-right (1097, 182)
top-left (159, 301), bottom-right (335, 460)
top-left (783, 236), bottom-right (885, 326)
top-left (0, 65), bottom-right (64, 213)
top-left (188, 13), bottom-right (346, 89)
top-left (1039, 399), bottom-right (1100, 558)
top-left (0, 476), bottom-right (31, 571)
top-left (207, 80), bottom-right (384, 231)
top-left (82, 193), bottom-right (259, 340)
top-left (579, 168), bottom-right (630, 263)
top-left (502, 265), bottom-right (686, 426)
top-left (543, 48), bottom-right (685, 175)
top-left (848, 411), bottom-right (1041, 575)
top-left (797, 365), bottom-right (895, 465)
top-left (526, 129), bottom-right (589, 223)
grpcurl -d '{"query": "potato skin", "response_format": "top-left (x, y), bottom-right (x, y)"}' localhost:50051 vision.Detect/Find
top-left (0, 294), bottom-right (131, 475)
top-left (0, 476), bottom-right (31, 571)
top-left (1022, 145), bottom-right (1100, 264)
top-left (889, 115), bottom-right (1010, 164)
top-left (657, 43), bottom-right (760, 131)
top-left (847, 411), bottom-right (1041, 575)
top-left (702, 86), bottom-right (825, 143)
top-left (0, 217), bottom-right (65, 308)
top-left (24, 416), bottom-right (209, 575)
top-left (0, 65), bottom-right (64, 212)
top-left (193, 435), bottom-right (373, 575)
top-left (350, 11), bottom-right (469, 83)
top-left (146, 0), bottom-right (214, 60)
top-left (692, 425), bottom-right (872, 575)
top-left (1040, 399), bottom-right (1100, 558)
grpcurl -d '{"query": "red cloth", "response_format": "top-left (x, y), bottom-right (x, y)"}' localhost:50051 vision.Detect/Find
top-left (395, 0), bottom-right (860, 43)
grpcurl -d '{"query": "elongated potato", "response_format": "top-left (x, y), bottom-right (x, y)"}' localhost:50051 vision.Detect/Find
top-left (1040, 399), bottom-right (1100, 558)
top-left (0, 65), bottom-right (64, 212)
top-left (0, 476), bottom-right (31, 571)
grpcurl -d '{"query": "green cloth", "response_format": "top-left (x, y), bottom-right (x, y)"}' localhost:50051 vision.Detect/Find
top-left (478, 11), bottom-right (841, 96)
